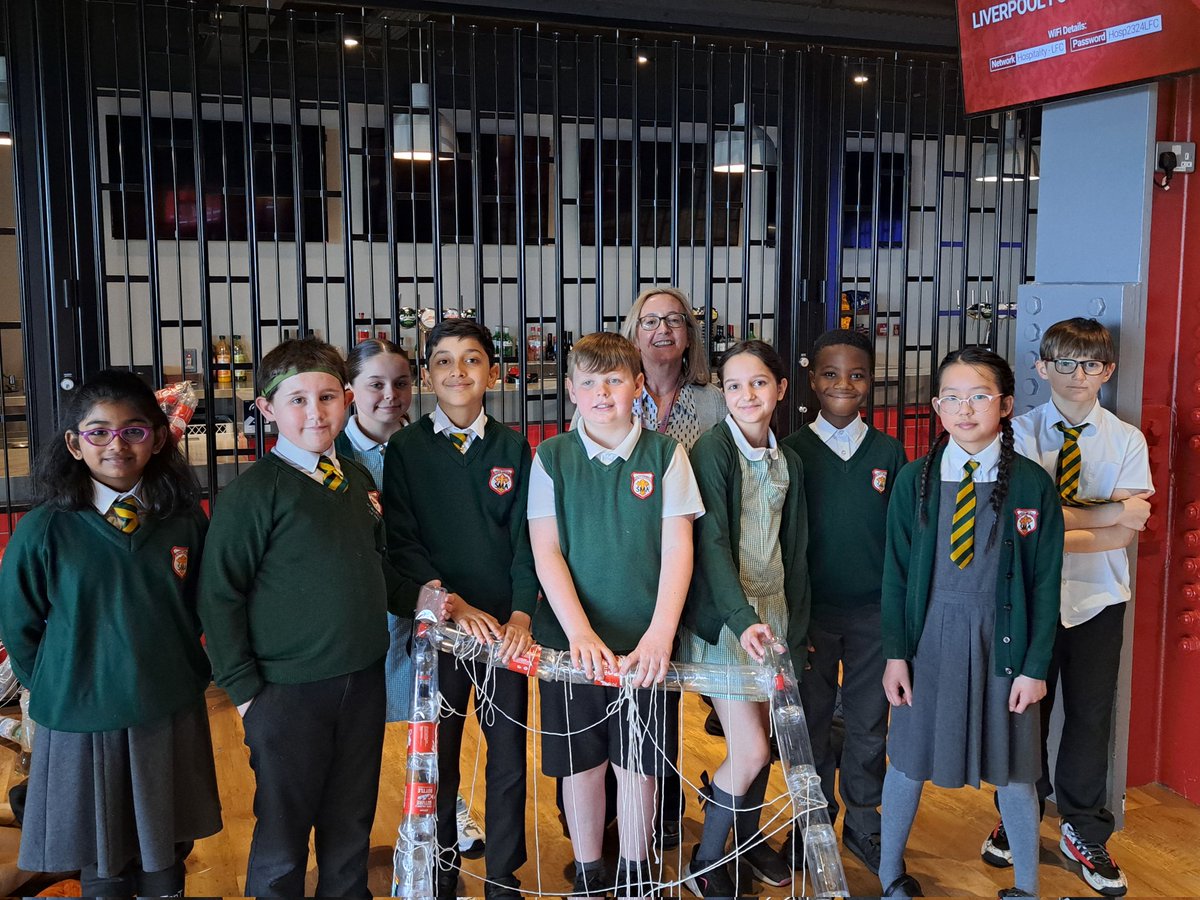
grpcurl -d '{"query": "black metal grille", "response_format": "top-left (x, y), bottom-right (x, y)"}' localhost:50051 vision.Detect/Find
top-left (2, 1), bottom-right (1039, 508)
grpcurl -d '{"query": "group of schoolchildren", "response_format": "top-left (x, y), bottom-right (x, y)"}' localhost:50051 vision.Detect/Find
top-left (0, 295), bottom-right (1151, 900)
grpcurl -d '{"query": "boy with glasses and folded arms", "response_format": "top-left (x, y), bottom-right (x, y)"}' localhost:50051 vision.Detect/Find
top-left (979, 317), bottom-right (1152, 896)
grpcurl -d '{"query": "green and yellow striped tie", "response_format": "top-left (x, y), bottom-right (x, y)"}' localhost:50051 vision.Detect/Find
top-left (949, 459), bottom-right (980, 569)
top-left (1054, 422), bottom-right (1105, 507)
top-left (317, 455), bottom-right (348, 493)
top-left (105, 496), bottom-right (142, 534)
top-left (447, 431), bottom-right (471, 454)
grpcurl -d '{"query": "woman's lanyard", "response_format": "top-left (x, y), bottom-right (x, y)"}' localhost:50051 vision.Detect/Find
top-left (655, 384), bottom-right (680, 433)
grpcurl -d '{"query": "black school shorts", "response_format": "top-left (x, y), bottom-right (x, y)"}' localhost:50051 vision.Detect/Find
top-left (538, 680), bottom-right (680, 778)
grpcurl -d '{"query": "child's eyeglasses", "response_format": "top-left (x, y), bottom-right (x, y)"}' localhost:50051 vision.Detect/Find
top-left (932, 394), bottom-right (999, 415)
top-left (75, 426), bottom-right (153, 446)
top-left (1046, 358), bottom-right (1109, 375)
top-left (637, 313), bottom-right (689, 331)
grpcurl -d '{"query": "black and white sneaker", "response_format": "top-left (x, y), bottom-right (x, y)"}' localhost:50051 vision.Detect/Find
top-left (682, 848), bottom-right (736, 898)
top-left (981, 820), bottom-right (1013, 868)
top-left (1059, 822), bottom-right (1128, 896)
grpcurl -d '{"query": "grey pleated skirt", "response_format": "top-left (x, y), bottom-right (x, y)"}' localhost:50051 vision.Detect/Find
top-left (19, 698), bottom-right (222, 877)
top-left (886, 482), bottom-right (1041, 789)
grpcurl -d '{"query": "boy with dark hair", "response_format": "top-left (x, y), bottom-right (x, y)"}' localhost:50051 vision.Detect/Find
top-left (384, 317), bottom-right (539, 900)
top-left (781, 328), bottom-right (907, 874)
top-left (528, 332), bottom-right (704, 895)
top-left (980, 316), bottom-right (1152, 896)
top-left (199, 336), bottom-right (404, 897)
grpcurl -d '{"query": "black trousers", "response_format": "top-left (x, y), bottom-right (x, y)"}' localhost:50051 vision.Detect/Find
top-left (437, 656), bottom-right (528, 879)
top-left (993, 602), bottom-right (1126, 844)
top-left (242, 659), bottom-right (386, 897)
top-left (799, 606), bottom-right (889, 836)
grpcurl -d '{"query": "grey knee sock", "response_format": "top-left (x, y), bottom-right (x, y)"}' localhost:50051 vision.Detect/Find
top-left (698, 782), bottom-right (738, 861)
top-left (879, 766), bottom-right (924, 890)
top-left (996, 782), bottom-right (1040, 895)
top-left (733, 765), bottom-right (770, 848)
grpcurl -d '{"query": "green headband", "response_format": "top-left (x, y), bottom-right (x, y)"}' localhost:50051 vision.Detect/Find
top-left (261, 366), bottom-right (344, 399)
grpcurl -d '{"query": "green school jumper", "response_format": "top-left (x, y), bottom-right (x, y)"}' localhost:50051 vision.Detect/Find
top-left (531, 428), bottom-right (677, 655)
top-left (198, 454), bottom-right (399, 705)
top-left (0, 504), bottom-right (210, 732)
top-left (383, 416), bottom-right (539, 620)
top-left (783, 425), bottom-right (907, 616)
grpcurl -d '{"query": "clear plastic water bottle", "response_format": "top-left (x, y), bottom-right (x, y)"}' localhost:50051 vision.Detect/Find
top-left (393, 595), bottom-right (443, 898)
top-left (800, 822), bottom-right (846, 899)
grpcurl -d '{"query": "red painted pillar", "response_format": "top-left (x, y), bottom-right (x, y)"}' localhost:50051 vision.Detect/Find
top-left (1135, 73), bottom-right (1200, 800)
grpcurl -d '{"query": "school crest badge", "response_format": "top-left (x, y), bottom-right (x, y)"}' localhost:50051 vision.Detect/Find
top-left (367, 490), bottom-right (383, 517)
top-left (171, 546), bottom-right (189, 580)
top-left (489, 467), bottom-right (515, 496)
top-left (631, 471), bottom-right (655, 500)
top-left (871, 468), bottom-right (888, 494)
top-left (1015, 508), bottom-right (1039, 537)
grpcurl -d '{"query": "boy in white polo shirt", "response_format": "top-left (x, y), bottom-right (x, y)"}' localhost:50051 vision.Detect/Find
top-left (980, 317), bottom-right (1152, 897)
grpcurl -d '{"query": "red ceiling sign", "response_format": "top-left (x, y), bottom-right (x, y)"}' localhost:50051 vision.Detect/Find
top-left (956, 0), bottom-right (1200, 115)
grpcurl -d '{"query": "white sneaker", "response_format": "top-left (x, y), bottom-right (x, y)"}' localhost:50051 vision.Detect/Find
top-left (456, 794), bottom-right (485, 858)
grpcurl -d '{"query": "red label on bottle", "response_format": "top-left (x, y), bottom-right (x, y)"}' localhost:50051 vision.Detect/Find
top-left (774, 674), bottom-right (786, 692)
top-left (407, 721), bottom-right (438, 755)
top-left (415, 622), bottom-right (430, 638)
top-left (507, 646), bottom-right (541, 676)
top-left (593, 668), bottom-right (621, 687)
top-left (404, 782), bottom-right (437, 815)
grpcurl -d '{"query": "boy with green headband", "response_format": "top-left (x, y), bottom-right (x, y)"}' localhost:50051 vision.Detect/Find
top-left (199, 336), bottom-right (406, 897)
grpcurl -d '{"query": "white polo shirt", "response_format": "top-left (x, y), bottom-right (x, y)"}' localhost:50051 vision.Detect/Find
top-left (809, 411), bottom-right (868, 461)
top-left (527, 418), bottom-right (705, 520)
top-left (1013, 399), bottom-right (1154, 627)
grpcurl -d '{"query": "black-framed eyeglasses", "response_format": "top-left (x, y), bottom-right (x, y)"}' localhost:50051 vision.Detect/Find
top-left (75, 426), bottom-right (153, 447)
top-left (1046, 358), bottom-right (1109, 376)
top-left (637, 313), bottom-right (689, 331)
top-left (932, 393), bottom-right (1000, 415)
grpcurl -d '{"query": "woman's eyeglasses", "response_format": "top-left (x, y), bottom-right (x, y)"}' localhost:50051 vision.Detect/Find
top-left (75, 426), bottom-right (153, 446)
top-left (1045, 358), bottom-right (1109, 375)
top-left (932, 394), bottom-right (1000, 415)
top-left (637, 313), bottom-right (689, 331)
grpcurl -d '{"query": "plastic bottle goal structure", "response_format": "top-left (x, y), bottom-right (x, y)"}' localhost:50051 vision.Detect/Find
top-left (391, 586), bottom-right (849, 897)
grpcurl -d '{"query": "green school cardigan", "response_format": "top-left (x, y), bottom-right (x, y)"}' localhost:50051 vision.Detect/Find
top-left (682, 422), bottom-right (812, 670)
top-left (881, 446), bottom-right (1064, 680)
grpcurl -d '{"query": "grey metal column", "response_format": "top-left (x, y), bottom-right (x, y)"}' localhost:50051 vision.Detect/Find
top-left (1015, 83), bottom-right (1158, 830)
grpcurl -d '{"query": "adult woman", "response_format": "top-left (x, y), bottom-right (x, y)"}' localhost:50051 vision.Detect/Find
top-left (620, 286), bottom-right (726, 451)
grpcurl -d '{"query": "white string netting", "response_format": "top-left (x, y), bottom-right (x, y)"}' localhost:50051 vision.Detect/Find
top-left (392, 618), bottom-right (848, 898)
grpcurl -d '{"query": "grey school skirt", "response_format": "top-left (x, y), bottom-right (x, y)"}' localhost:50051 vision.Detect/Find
top-left (18, 698), bottom-right (222, 877)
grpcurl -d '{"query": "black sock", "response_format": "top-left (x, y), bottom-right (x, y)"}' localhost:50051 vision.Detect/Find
top-left (698, 781), bottom-right (738, 861)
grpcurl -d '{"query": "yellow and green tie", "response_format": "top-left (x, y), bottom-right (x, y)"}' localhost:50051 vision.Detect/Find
top-left (447, 431), bottom-right (471, 454)
top-left (949, 459), bottom-right (980, 569)
top-left (317, 455), bottom-right (348, 493)
top-left (1055, 422), bottom-right (1105, 507)
top-left (106, 496), bottom-right (142, 534)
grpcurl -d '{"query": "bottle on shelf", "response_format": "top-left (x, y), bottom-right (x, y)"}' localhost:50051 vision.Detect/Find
top-left (356, 312), bottom-right (370, 344)
top-left (747, 323), bottom-right (758, 341)
top-left (214, 335), bottom-right (231, 386)
top-left (232, 335), bottom-right (249, 387)
top-left (544, 332), bottom-right (557, 363)
top-left (526, 324), bottom-right (542, 363)
top-left (562, 331), bottom-right (574, 366)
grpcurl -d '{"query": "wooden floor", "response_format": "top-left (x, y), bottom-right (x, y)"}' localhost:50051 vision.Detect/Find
top-left (189, 687), bottom-right (1200, 897)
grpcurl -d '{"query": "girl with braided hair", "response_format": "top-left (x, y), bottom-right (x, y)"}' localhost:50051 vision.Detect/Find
top-left (875, 347), bottom-right (1064, 898)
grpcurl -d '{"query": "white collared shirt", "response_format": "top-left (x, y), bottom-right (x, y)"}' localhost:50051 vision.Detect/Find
top-left (272, 434), bottom-right (340, 485)
top-left (940, 434), bottom-right (1002, 483)
top-left (527, 418), bottom-right (705, 520)
top-left (344, 414), bottom-right (387, 461)
top-left (430, 405), bottom-right (488, 451)
top-left (91, 479), bottom-right (145, 516)
top-left (725, 415), bottom-right (779, 462)
top-left (1013, 398), bottom-right (1154, 626)
top-left (809, 411), bottom-right (868, 461)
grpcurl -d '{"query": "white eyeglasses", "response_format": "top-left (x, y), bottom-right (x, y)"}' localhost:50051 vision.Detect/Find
top-left (932, 393), bottom-right (1000, 415)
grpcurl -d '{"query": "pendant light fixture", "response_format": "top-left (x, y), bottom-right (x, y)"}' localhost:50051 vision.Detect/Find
top-left (712, 102), bottom-right (776, 174)
top-left (972, 111), bottom-right (1039, 183)
top-left (392, 41), bottom-right (457, 162)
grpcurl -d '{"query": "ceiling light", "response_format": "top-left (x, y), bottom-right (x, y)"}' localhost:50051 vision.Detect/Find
top-left (343, 37), bottom-right (360, 48)
top-left (712, 102), bottom-right (777, 174)
top-left (392, 83), bottom-right (458, 162)
top-left (853, 74), bottom-right (869, 85)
